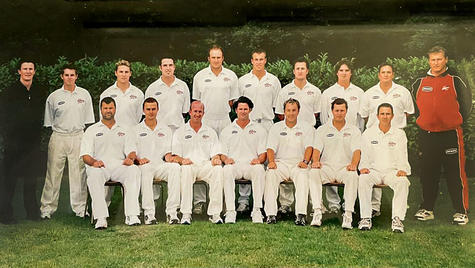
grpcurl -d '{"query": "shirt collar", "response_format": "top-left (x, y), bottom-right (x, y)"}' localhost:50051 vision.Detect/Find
top-left (427, 67), bottom-right (449, 77)
top-left (158, 76), bottom-right (177, 87)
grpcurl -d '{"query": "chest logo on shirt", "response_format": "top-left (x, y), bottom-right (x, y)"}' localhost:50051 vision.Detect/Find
top-left (185, 135), bottom-right (192, 139)
top-left (445, 148), bottom-right (458, 155)
top-left (176, 90), bottom-right (184, 95)
top-left (280, 132), bottom-right (287, 136)
top-left (349, 96), bottom-right (358, 101)
top-left (442, 86), bottom-right (450, 91)
top-left (139, 133), bottom-right (147, 137)
top-left (249, 129), bottom-right (256, 135)
top-left (295, 131), bottom-right (303, 136)
top-left (58, 101), bottom-right (65, 105)
top-left (157, 132), bottom-right (165, 137)
top-left (204, 79), bottom-right (212, 83)
top-left (307, 91), bottom-right (314, 96)
top-left (96, 132), bottom-right (103, 137)
top-left (372, 95), bottom-right (380, 99)
top-left (202, 134), bottom-right (210, 139)
top-left (264, 83), bottom-right (272, 87)
top-left (155, 92), bottom-right (162, 95)
top-left (77, 98), bottom-right (85, 104)
top-left (288, 92), bottom-right (296, 96)
top-left (130, 95), bottom-right (137, 99)
top-left (343, 132), bottom-right (351, 137)
top-left (422, 86), bottom-right (433, 92)
top-left (232, 130), bottom-right (238, 134)
top-left (117, 132), bottom-right (126, 137)
top-left (223, 77), bottom-right (231, 82)
top-left (371, 140), bottom-right (378, 144)
top-left (110, 94), bottom-right (118, 98)
top-left (245, 84), bottom-right (252, 88)
top-left (388, 141), bottom-right (396, 147)
top-left (393, 93), bottom-right (401, 98)
top-left (326, 133), bottom-right (334, 137)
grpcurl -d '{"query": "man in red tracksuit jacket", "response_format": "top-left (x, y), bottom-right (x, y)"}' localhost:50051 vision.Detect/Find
top-left (412, 46), bottom-right (472, 225)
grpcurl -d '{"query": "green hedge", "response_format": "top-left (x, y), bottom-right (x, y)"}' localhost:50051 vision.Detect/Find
top-left (1, 54), bottom-right (474, 164)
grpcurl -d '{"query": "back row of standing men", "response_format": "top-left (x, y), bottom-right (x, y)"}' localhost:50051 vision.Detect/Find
top-left (0, 46), bottom-right (471, 231)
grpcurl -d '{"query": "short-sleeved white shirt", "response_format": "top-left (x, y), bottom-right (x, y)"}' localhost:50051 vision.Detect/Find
top-left (80, 121), bottom-right (136, 168)
top-left (172, 122), bottom-right (222, 164)
top-left (144, 76), bottom-right (190, 129)
top-left (313, 121), bottom-right (361, 170)
top-left (133, 120), bottom-right (173, 164)
top-left (238, 71), bottom-right (281, 121)
top-left (99, 82), bottom-right (144, 129)
top-left (266, 120), bottom-right (314, 165)
top-left (320, 82), bottom-right (364, 127)
top-left (275, 80), bottom-right (321, 126)
top-left (360, 126), bottom-right (411, 175)
top-left (192, 66), bottom-right (239, 120)
top-left (360, 82), bottom-right (415, 129)
top-left (219, 120), bottom-right (267, 163)
top-left (44, 85), bottom-right (95, 134)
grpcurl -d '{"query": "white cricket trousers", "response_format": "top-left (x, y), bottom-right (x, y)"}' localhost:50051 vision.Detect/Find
top-left (264, 161), bottom-right (309, 216)
top-left (223, 163), bottom-right (265, 212)
top-left (359, 170), bottom-right (410, 220)
top-left (309, 166), bottom-right (358, 213)
top-left (86, 165), bottom-right (140, 219)
top-left (40, 131), bottom-right (86, 216)
top-left (181, 162), bottom-right (223, 216)
top-left (139, 162), bottom-right (181, 216)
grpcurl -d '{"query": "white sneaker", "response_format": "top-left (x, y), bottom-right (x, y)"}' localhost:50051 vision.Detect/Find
top-left (453, 213), bottom-right (469, 225)
top-left (392, 216), bottom-right (404, 233)
top-left (342, 212), bottom-right (353, 229)
top-left (358, 218), bottom-right (372, 231)
top-left (40, 212), bottom-right (51, 220)
top-left (310, 211), bottom-right (322, 227)
top-left (95, 218), bottom-right (108, 230)
top-left (225, 211), bottom-right (236, 224)
top-left (209, 214), bottom-right (223, 224)
top-left (236, 203), bottom-right (250, 212)
top-left (125, 215), bottom-right (141, 226)
top-left (144, 214), bottom-right (157, 225)
top-left (414, 209), bottom-right (434, 221)
top-left (251, 210), bottom-right (263, 223)
top-left (181, 213), bottom-right (192, 225)
top-left (168, 214), bottom-right (179, 225)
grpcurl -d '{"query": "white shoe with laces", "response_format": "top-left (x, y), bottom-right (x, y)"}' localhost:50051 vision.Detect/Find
top-left (95, 218), bottom-right (108, 230)
top-left (181, 213), bottom-right (192, 225)
top-left (358, 218), bottom-right (372, 231)
top-left (125, 215), bottom-right (141, 226)
top-left (342, 212), bottom-right (353, 229)
top-left (392, 216), bottom-right (404, 233)
top-left (225, 211), bottom-right (236, 224)
top-left (251, 209), bottom-right (263, 223)
top-left (311, 211), bottom-right (322, 227)
top-left (453, 213), bottom-right (469, 225)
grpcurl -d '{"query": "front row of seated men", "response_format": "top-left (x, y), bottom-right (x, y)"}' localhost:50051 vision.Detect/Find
top-left (81, 95), bottom-right (410, 233)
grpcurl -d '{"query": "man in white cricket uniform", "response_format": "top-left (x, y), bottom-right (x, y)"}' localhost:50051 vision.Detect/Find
top-left (80, 97), bottom-right (141, 229)
top-left (172, 101), bottom-right (224, 224)
top-left (358, 103), bottom-right (411, 233)
top-left (309, 98), bottom-right (361, 229)
top-left (133, 97), bottom-right (180, 225)
top-left (319, 59), bottom-right (364, 213)
top-left (264, 98), bottom-right (314, 225)
top-left (192, 45), bottom-right (239, 212)
top-left (40, 66), bottom-right (95, 219)
top-left (360, 63), bottom-right (414, 216)
top-left (220, 96), bottom-right (267, 223)
top-left (237, 49), bottom-right (281, 212)
top-left (274, 58), bottom-right (320, 214)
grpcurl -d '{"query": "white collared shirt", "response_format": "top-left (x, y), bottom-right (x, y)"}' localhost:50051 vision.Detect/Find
top-left (238, 70), bottom-right (281, 121)
top-left (314, 121), bottom-right (361, 170)
top-left (44, 85), bottom-right (95, 134)
top-left (172, 122), bottom-right (222, 164)
top-left (320, 82), bottom-right (364, 128)
top-left (80, 121), bottom-right (136, 168)
top-left (220, 120), bottom-right (267, 163)
top-left (144, 76), bottom-right (190, 129)
top-left (360, 126), bottom-right (411, 175)
top-left (133, 120), bottom-right (173, 164)
top-left (360, 82), bottom-right (414, 129)
top-left (266, 120), bottom-right (314, 165)
top-left (99, 82), bottom-right (144, 128)
top-left (275, 80), bottom-right (321, 126)
top-left (192, 66), bottom-right (239, 120)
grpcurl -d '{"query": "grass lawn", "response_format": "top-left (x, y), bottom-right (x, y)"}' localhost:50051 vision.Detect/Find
top-left (0, 175), bottom-right (474, 267)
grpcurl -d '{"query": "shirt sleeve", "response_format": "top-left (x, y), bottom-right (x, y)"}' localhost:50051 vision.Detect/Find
top-left (257, 126), bottom-right (268, 155)
top-left (135, 90), bottom-right (145, 124)
top-left (350, 128), bottom-right (362, 153)
top-left (313, 126), bottom-right (324, 151)
top-left (229, 73), bottom-right (239, 101)
top-left (182, 83), bottom-right (191, 114)
top-left (359, 92), bottom-right (370, 118)
top-left (303, 126), bottom-right (315, 149)
top-left (218, 129), bottom-right (230, 156)
top-left (192, 73), bottom-right (201, 101)
top-left (84, 91), bottom-right (95, 124)
top-left (319, 92), bottom-right (329, 125)
top-left (171, 128), bottom-right (183, 157)
top-left (402, 87), bottom-right (415, 115)
top-left (210, 129), bottom-right (223, 157)
top-left (359, 132), bottom-right (371, 170)
top-left (272, 77), bottom-right (282, 108)
top-left (397, 130), bottom-right (411, 175)
top-left (274, 91), bottom-right (285, 115)
top-left (43, 94), bottom-right (54, 127)
top-left (266, 125), bottom-right (279, 151)
top-left (80, 127), bottom-right (94, 158)
top-left (124, 128), bottom-right (137, 156)
top-left (313, 88), bottom-right (322, 114)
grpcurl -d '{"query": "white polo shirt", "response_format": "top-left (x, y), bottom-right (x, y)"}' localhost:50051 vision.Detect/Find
top-left (360, 126), bottom-right (411, 175)
top-left (313, 121), bottom-right (361, 171)
top-left (360, 82), bottom-right (414, 129)
top-left (133, 120), bottom-right (173, 164)
top-left (238, 71), bottom-right (281, 122)
top-left (80, 121), bottom-right (136, 168)
top-left (192, 66), bottom-right (239, 120)
top-left (266, 120), bottom-right (314, 165)
top-left (100, 82), bottom-right (144, 129)
top-left (219, 120), bottom-right (267, 163)
top-left (320, 83), bottom-right (364, 127)
top-left (144, 76), bottom-right (190, 129)
top-left (44, 85), bottom-right (95, 134)
top-left (275, 80), bottom-right (321, 126)
top-left (172, 122), bottom-right (222, 164)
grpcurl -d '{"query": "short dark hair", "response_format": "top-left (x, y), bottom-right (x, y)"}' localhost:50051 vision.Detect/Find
top-left (18, 60), bottom-right (35, 70)
top-left (100, 97), bottom-right (116, 108)
top-left (251, 49), bottom-right (266, 58)
top-left (233, 96), bottom-right (254, 111)
top-left (143, 97), bottom-right (158, 109)
top-left (378, 62), bottom-right (394, 73)
top-left (377, 102), bottom-right (394, 114)
top-left (283, 98), bottom-right (300, 111)
top-left (293, 57), bottom-right (309, 69)
top-left (331, 98), bottom-right (348, 110)
top-left (209, 45), bottom-right (224, 57)
top-left (160, 57), bottom-right (174, 66)
top-left (427, 46), bottom-right (448, 58)
top-left (62, 64), bottom-right (77, 75)
top-left (334, 58), bottom-right (353, 74)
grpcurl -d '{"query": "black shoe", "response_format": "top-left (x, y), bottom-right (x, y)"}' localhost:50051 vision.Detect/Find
top-left (295, 214), bottom-right (306, 226)
top-left (266, 215), bottom-right (277, 224)
top-left (371, 210), bottom-right (381, 218)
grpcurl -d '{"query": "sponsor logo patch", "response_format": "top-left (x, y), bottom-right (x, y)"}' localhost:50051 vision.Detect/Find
top-left (295, 131), bottom-right (303, 136)
top-left (280, 132), bottom-right (287, 136)
top-left (223, 77), bottom-right (231, 82)
top-left (288, 92), bottom-right (296, 96)
top-left (202, 134), bottom-right (210, 139)
top-left (371, 140), bottom-right (378, 144)
top-left (117, 132), bottom-right (125, 137)
top-left (58, 101), bottom-right (65, 105)
top-left (343, 132), bottom-right (351, 137)
top-left (185, 135), bottom-right (192, 139)
top-left (204, 79), bottom-right (212, 83)
top-left (307, 91), bottom-right (314, 96)
top-left (326, 133), bottom-right (334, 137)
top-left (442, 86), bottom-right (450, 91)
top-left (350, 96), bottom-right (358, 101)
top-left (445, 148), bottom-right (458, 155)
top-left (157, 132), bottom-right (165, 137)
top-left (155, 92), bottom-right (162, 95)
top-left (77, 98), bottom-right (85, 104)
top-left (245, 83), bottom-right (252, 88)
top-left (372, 95), bottom-right (380, 99)
top-left (264, 83), bottom-right (272, 87)
top-left (96, 132), bottom-right (103, 137)
top-left (232, 130), bottom-right (238, 134)
top-left (388, 141), bottom-right (396, 147)
top-left (393, 93), bottom-right (401, 98)
top-left (110, 94), bottom-right (118, 98)
top-left (176, 90), bottom-right (184, 95)
top-left (249, 129), bottom-right (256, 134)
top-left (422, 86), bottom-right (433, 92)
top-left (139, 133), bottom-right (147, 137)
top-left (130, 95), bottom-right (137, 99)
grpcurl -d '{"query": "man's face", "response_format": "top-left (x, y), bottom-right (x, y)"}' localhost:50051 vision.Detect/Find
top-left (284, 102), bottom-right (299, 124)
top-left (236, 102), bottom-right (251, 121)
top-left (378, 65), bottom-right (394, 84)
top-left (428, 52), bottom-right (448, 75)
top-left (208, 49), bottom-right (224, 70)
top-left (332, 103), bottom-right (347, 122)
top-left (293, 62), bottom-right (308, 80)
top-left (159, 58), bottom-right (175, 79)
top-left (143, 102), bottom-right (158, 121)
top-left (377, 106), bottom-right (394, 126)
top-left (251, 52), bottom-right (267, 72)
top-left (189, 102), bottom-right (204, 123)
top-left (336, 64), bottom-right (352, 84)
top-left (115, 65), bottom-right (131, 84)
top-left (61, 69), bottom-right (78, 87)
top-left (18, 62), bottom-right (35, 82)
top-left (101, 102), bottom-right (116, 121)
